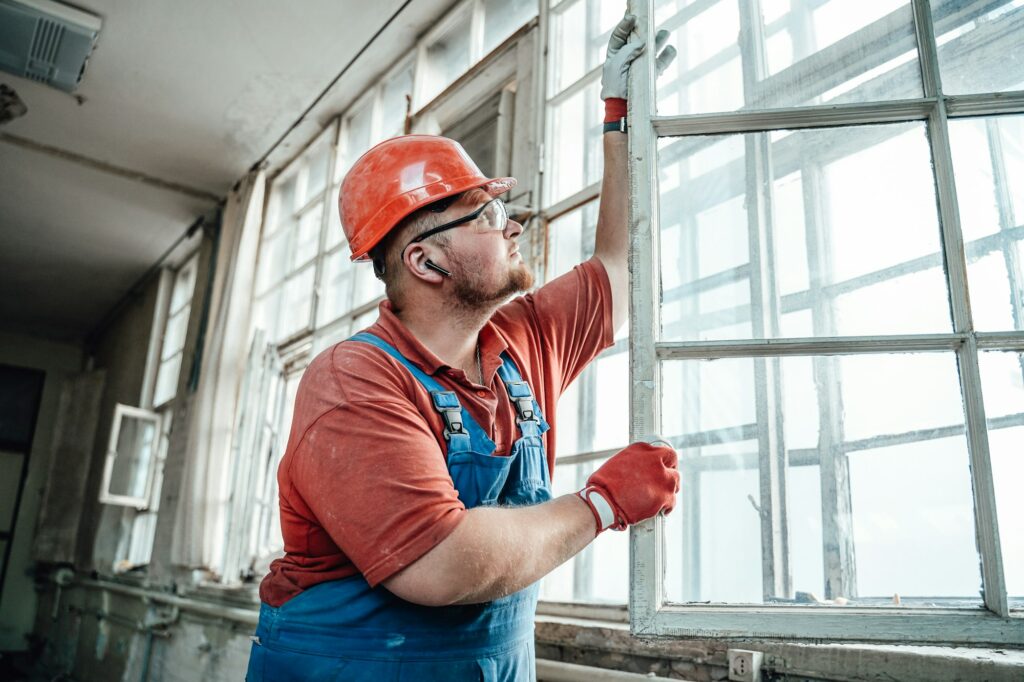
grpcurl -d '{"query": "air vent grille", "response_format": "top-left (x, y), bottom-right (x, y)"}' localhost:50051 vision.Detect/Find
top-left (26, 18), bottom-right (64, 82)
top-left (0, 0), bottom-right (101, 92)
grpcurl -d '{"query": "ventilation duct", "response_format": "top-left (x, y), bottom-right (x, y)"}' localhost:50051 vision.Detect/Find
top-left (0, 0), bottom-right (101, 93)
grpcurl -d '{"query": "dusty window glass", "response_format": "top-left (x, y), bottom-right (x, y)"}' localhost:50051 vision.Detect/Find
top-left (482, 0), bottom-right (536, 55)
top-left (102, 406), bottom-right (160, 507)
top-left (381, 63), bottom-right (414, 138)
top-left (655, 0), bottom-right (921, 116)
top-left (978, 350), bottom-right (1024, 605)
top-left (153, 255), bottom-right (198, 407)
top-left (546, 80), bottom-right (603, 206)
top-left (658, 123), bottom-right (951, 342)
top-left (421, 9), bottom-right (474, 106)
top-left (948, 114), bottom-right (1024, 333)
top-left (932, 0), bottom-right (1024, 96)
top-left (662, 353), bottom-right (981, 606)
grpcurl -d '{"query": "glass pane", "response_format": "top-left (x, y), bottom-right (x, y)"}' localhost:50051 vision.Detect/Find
top-left (381, 64), bottom-right (414, 138)
top-left (169, 257), bottom-right (197, 312)
top-left (152, 353), bottom-right (182, 407)
top-left (324, 185), bottom-right (345, 252)
top-left (162, 309), bottom-right (188, 359)
top-left (541, 456), bottom-right (629, 603)
top-left (252, 289), bottom-right (281, 341)
top-left (548, 0), bottom-right (624, 96)
top-left (482, 0), bottom-right (537, 55)
top-left (658, 123), bottom-right (950, 342)
top-left (317, 248), bottom-right (355, 326)
top-left (342, 100), bottom-right (375, 178)
top-left (546, 79), bottom-right (603, 207)
top-left (932, 0), bottom-right (1024, 95)
top-left (547, 201), bottom-right (597, 283)
top-left (352, 262), bottom-right (385, 310)
top-left (949, 115), bottom-right (1024, 333)
top-left (662, 353), bottom-right (979, 605)
top-left (304, 144), bottom-right (331, 204)
top-left (292, 202), bottom-right (324, 270)
top-left (276, 266), bottom-right (316, 342)
top-left (655, 0), bottom-right (920, 116)
top-left (978, 351), bottom-right (1023, 603)
top-left (421, 9), bottom-right (473, 106)
top-left (0, 451), bottom-right (22, 530)
top-left (268, 176), bottom-right (297, 230)
top-left (108, 413), bottom-right (158, 500)
top-left (256, 225), bottom-right (290, 295)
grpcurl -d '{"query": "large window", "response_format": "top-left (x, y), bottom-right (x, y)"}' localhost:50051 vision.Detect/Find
top-left (627, 0), bottom-right (1023, 642)
top-left (103, 253), bottom-right (198, 572)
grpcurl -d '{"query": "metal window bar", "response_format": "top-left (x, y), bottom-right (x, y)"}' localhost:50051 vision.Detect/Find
top-left (627, 0), bottom-right (1020, 642)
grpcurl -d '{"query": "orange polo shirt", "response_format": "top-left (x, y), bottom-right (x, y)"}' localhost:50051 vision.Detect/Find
top-left (259, 257), bottom-right (613, 607)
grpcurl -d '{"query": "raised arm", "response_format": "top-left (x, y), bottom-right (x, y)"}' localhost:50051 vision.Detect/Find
top-left (591, 14), bottom-right (676, 331)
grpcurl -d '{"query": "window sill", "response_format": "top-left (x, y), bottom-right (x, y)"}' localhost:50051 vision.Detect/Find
top-left (534, 614), bottom-right (1024, 681)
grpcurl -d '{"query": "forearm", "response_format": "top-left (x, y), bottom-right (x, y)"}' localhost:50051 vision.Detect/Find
top-left (383, 493), bottom-right (596, 606)
top-left (592, 131), bottom-right (629, 330)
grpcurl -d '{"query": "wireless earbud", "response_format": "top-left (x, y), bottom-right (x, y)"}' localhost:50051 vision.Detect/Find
top-left (423, 260), bottom-right (451, 277)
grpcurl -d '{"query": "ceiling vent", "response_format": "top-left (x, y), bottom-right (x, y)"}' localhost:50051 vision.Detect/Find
top-left (0, 0), bottom-right (101, 93)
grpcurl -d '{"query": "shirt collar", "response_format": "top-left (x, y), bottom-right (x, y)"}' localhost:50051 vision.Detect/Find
top-left (371, 300), bottom-right (510, 380)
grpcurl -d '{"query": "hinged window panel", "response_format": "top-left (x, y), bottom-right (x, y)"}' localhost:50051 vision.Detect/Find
top-left (99, 404), bottom-right (161, 509)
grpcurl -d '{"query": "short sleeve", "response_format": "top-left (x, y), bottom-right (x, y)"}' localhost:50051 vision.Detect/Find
top-left (290, 398), bottom-right (467, 587)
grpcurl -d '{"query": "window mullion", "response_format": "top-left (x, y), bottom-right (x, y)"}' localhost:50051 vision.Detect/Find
top-left (626, 0), bottom-right (662, 635)
top-left (912, 0), bottom-right (1007, 617)
top-left (739, 0), bottom-right (793, 604)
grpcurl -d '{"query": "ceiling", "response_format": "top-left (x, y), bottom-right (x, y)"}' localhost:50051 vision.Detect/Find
top-left (0, 0), bottom-right (453, 343)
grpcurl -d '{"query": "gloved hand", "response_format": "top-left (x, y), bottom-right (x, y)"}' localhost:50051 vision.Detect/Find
top-left (600, 14), bottom-right (677, 101)
top-left (577, 440), bottom-right (680, 533)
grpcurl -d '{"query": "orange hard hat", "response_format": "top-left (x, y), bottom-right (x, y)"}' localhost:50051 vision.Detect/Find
top-left (339, 135), bottom-right (517, 261)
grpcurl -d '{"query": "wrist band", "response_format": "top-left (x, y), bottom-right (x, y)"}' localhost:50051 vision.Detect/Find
top-left (577, 486), bottom-right (617, 532)
top-left (603, 118), bottom-right (627, 134)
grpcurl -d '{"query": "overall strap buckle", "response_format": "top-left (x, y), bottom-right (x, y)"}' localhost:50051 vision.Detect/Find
top-left (431, 391), bottom-right (466, 440)
top-left (504, 381), bottom-right (539, 423)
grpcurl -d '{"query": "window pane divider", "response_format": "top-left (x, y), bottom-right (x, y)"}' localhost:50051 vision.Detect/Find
top-left (913, 0), bottom-right (1007, 618)
top-left (977, 331), bottom-right (1024, 350)
top-left (652, 98), bottom-right (937, 137)
top-left (556, 446), bottom-right (622, 467)
top-left (946, 90), bottom-right (1024, 117)
top-left (547, 65), bottom-right (602, 107)
top-left (656, 333), bottom-right (967, 360)
top-left (544, 180), bottom-right (600, 219)
top-left (649, 607), bottom-right (1023, 645)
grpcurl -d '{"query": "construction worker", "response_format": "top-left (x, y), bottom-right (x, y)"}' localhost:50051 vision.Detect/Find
top-left (246, 14), bottom-right (677, 682)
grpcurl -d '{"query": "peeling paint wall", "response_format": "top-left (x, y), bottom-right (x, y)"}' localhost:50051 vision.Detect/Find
top-left (0, 332), bottom-right (83, 651)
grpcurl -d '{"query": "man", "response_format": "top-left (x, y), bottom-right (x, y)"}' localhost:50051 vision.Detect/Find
top-left (247, 14), bottom-right (678, 682)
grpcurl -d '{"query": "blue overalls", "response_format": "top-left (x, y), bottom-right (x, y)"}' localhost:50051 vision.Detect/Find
top-left (246, 332), bottom-right (551, 681)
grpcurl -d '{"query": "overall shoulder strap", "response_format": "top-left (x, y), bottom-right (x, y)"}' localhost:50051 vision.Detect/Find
top-left (348, 332), bottom-right (495, 455)
top-left (496, 351), bottom-right (550, 433)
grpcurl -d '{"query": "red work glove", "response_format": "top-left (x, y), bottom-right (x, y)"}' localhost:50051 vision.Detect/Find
top-left (577, 440), bottom-right (679, 534)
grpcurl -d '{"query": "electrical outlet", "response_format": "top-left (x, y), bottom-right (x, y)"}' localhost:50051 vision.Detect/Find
top-left (727, 649), bottom-right (764, 682)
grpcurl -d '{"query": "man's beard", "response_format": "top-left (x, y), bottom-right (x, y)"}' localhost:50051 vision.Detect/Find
top-left (448, 252), bottom-right (535, 309)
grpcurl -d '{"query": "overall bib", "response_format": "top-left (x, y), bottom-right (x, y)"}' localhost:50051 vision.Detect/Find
top-left (246, 332), bottom-right (551, 681)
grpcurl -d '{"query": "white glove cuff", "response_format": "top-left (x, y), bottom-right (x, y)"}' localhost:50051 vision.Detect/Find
top-left (582, 487), bottom-right (616, 531)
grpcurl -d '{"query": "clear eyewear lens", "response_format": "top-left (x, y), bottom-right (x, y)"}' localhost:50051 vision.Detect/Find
top-left (476, 199), bottom-right (507, 232)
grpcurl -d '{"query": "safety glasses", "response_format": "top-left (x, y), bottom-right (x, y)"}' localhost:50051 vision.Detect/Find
top-left (405, 197), bottom-right (508, 250)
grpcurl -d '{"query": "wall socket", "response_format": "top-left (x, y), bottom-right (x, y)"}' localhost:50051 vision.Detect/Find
top-left (727, 649), bottom-right (764, 682)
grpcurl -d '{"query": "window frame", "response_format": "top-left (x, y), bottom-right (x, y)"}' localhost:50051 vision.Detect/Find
top-left (98, 403), bottom-right (162, 509)
top-left (626, 0), bottom-right (1024, 644)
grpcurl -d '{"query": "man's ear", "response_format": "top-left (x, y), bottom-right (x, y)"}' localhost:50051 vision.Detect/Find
top-left (404, 243), bottom-right (449, 283)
